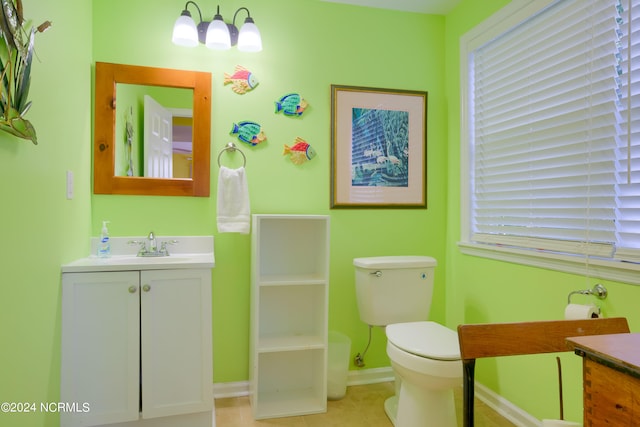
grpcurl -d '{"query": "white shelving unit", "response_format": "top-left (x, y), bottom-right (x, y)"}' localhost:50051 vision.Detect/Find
top-left (250, 214), bottom-right (330, 420)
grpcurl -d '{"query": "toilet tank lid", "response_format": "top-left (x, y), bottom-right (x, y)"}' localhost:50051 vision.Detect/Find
top-left (353, 256), bottom-right (437, 269)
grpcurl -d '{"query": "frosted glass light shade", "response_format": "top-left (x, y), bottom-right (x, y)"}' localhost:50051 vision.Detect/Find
top-left (237, 20), bottom-right (262, 52)
top-left (206, 18), bottom-right (231, 50)
top-left (172, 13), bottom-right (198, 47)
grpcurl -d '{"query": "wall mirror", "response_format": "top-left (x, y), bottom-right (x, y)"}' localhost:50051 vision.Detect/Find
top-left (94, 62), bottom-right (211, 196)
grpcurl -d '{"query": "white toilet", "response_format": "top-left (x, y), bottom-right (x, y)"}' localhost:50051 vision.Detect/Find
top-left (354, 256), bottom-right (462, 427)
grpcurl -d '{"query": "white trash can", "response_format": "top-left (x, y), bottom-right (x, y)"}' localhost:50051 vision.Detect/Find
top-left (327, 331), bottom-right (351, 400)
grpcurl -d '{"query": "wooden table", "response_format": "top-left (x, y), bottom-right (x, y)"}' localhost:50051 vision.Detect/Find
top-left (566, 333), bottom-right (640, 426)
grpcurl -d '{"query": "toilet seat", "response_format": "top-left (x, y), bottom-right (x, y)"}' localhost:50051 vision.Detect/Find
top-left (386, 321), bottom-right (460, 361)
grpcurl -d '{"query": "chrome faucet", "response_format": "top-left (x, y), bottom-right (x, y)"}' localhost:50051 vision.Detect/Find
top-left (128, 232), bottom-right (178, 257)
top-left (147, 231), bottom-right (157, 253)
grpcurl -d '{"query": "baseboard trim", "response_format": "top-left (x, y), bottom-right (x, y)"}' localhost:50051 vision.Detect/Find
top-left (212, 367), bottom-right (397, 399)
top-left (212, 381), bottom-right (249, 399)
top-left (212, 368), bottom-right (540, 427)
top-left (474, 382), bottom-right (540, 427)
top-left (347, 366), bottom-right (395, 385)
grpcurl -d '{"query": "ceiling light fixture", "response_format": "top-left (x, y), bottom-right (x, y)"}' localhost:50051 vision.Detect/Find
top-left (172, 2), bottom-right (262, 52)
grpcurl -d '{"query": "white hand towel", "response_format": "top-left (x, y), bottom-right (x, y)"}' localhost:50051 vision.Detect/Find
top-left (217, 166), bottom-right (250, 234)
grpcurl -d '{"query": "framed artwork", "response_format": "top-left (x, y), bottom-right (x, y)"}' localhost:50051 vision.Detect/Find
top-left (330, 85), bottom-right (428, 208)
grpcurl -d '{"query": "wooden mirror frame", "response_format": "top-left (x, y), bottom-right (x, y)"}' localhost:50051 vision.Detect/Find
top-left (93, 62), bottom-right (211, 196)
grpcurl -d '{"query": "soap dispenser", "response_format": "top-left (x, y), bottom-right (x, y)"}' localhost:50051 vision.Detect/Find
top-left (98, 221), bottom-right (111, 258)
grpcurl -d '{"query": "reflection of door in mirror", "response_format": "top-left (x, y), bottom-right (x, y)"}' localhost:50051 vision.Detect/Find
top-left (114, 83), bottom-right (193, 178)
top-left (144, 95), bottom-right (173, 178)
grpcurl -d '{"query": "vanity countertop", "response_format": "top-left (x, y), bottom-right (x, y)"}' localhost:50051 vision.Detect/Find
top-left (61, 235), bottom-right (215, 272)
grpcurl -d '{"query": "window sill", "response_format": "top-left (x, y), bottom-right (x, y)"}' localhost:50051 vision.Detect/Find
top-left (457, 242), bottom-right (640, 286)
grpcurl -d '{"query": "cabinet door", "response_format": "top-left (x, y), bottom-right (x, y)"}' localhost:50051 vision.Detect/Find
top-left (61, 271), bottom-right (140, 427)
top-left (140, 269), bottom-right (213, 419)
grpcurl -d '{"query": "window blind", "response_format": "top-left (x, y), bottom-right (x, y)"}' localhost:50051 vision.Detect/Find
top-left (615, 0), bottom-right (640, 262)
top-left (471, 0), bottom-right (620, 257)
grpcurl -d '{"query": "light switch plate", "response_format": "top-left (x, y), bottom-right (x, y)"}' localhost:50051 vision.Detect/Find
top-left (66, 170), bottom-right (74, 199)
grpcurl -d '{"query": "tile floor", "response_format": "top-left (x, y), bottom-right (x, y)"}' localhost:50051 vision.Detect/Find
top-left (214, 382), bottom-right (516, 426)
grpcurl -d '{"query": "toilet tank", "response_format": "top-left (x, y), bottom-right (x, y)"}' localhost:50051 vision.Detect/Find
top-left (354, 256), bottom-right (437, 327)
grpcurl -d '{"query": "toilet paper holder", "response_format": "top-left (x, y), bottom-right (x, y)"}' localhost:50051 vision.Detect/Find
top-left (567, 284), bottom-right (608, 304)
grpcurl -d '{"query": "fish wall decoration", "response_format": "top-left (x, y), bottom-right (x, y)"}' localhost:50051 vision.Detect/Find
top-left (275, 93), bottom-right (308, 116)
top-left (224, 65), bottom-right (259, 95)
top-left (231, 121), bottom-right (267, 146)
top-left (283, 137), bottom-right (316, 165)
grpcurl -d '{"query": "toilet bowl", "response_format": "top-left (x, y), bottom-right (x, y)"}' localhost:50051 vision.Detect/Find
top-left (385, 321), bottom-right (462, 427)
top-left (353, 256), bottom-right (461, 427)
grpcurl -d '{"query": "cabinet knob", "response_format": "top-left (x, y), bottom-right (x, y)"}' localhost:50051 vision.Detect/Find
top-left (128, 285), bottom-right (137, 294)
top-left (142, 284), bottom-right (151, 292)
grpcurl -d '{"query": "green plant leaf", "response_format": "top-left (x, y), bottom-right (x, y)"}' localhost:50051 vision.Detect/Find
top-left (0, 105), bottom-right (36, 144)
top-left (14, 27), bottom-right (31, 112)
top-left (0, 1), bottom-right (47, 144)
top-left (0, 0), bottom-right (19, 51)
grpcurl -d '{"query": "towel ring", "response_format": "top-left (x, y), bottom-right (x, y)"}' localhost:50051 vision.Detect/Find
top-left (217, 142), bottom-right (247, 168)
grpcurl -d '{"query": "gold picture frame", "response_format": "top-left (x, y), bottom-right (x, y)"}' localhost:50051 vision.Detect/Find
top-left (330, 85), bottom-right (428, 208)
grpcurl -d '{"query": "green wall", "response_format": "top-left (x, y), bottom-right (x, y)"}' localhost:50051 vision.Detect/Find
top-left (90, 0), bottom-right (447, 382)
top-left (0, 1), bottom-right (93, 426)
top-left (1, 1), bottom-right (639, 426)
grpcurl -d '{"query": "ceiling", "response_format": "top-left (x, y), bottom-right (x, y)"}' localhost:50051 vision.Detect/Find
top-left (319, 0), bottom-right (462, 15)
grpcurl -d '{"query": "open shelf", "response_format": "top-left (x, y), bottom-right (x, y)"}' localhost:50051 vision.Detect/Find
top-left (257, 216), bottom-right (329, 280)
top-left (258, 284), bottom-right (326, 342)
top-left (253, 349), bottom-right (326, 419)
top-left (258, 334), bottom-right (325, 352)
top-left (252, 389), bottom-right (326, 420)
top-left (250, 215), bottom-right (329, 419)
top-left (258, 273), bottom-right (326, 286)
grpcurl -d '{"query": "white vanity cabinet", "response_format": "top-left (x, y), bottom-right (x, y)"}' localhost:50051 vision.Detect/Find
top-left (249, 215), bottom-right (330, 419)
top-left (61, 236), bottom-right (214, 427)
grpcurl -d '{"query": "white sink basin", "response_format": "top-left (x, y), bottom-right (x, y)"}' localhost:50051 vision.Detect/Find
top-left (61, 236), bottom-right (215, 272)
top-left (102, 255), bottom-right (190, 264)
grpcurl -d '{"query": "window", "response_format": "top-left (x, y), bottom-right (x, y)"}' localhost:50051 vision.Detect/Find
top-left (460, 0), bottom-right (640, 282)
